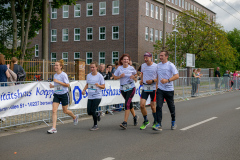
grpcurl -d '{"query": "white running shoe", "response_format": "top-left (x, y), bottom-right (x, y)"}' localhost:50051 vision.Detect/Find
top-left (47, 128), bottom-right (57, 134)
top-left (73, 115), bottom-right (78, 125)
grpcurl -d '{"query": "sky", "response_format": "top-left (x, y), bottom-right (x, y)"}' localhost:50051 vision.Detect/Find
top-left (195, 0), bottom-right (240, 31)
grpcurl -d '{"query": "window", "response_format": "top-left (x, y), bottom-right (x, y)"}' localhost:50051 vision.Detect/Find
top-left (197, 8), bottom-right (199, 15)
top-left (182, 0), bottom-right (184, 8)
top-left (99, 52), bottom-right (105, 64)
top-left (176, 14), bottom-right (178, 25)
top-left (160, 8), bottom-right (163, 21)
top-left (74, 4), bottom-right (81, 17)
top-left (112, 26), bottom-right (119, 40)
top-left (74, 28), bottom-right (80, 41)
top-left (160, 31), bottom-right (162, 41)
top-left (112, 51), bottom-right (119, 64)
top-left (86, 27), bottom-right (93, 41)
top-left (87, 3), bottom-right (93, 16)
top-left (112, 0), bottom-right (119, 15)
top-left (194, 6), bottom-right (196, 13)
top-left (150, 28), bottom-right (153, 42)
top-left (62, 52), bottom-right (68, 63)
top-left (146, 2), bottom-right (149, 16)
top-left (51, 29), bottom-right (57, 42)
top-left (155, 6), bottom-right (158, 19)
top-left (150, 4), bottom-right (154, 18)
top-left (172, 12), bottom-right (175, 25)
top-left (35, 31), bottom-right (39, 34)
top-left (185, 2), bottom-right (187, 10)
top-left (176, 0), bottom-right (178, 5)
top-left (62, 29), bottom-right (68, 41)
top-left (35, 45), bottom-right (39, 57)
top-left (99, 2), bottom-right (106, 16)
top-left (191, 5), bottom-right (193, 11)
top-left (172, 0), bottom-right (174, 4)
top-left (86, 52), bottom-right (93, 64)
top-left (51, 8), bottom-right (57, 19)
top-left (145, 27), bottom-right (149, 41)
top-left (188, 3), bottom-right (190, 10)
top-left (63, 5), bottom-right (69, 18)
top-left (179, 0), bottom-right (181, 7)
top-left (74, 52), bottom-right (80, 59)
top-left (155, 30), bottom-right (158, 41)
top-left (51, 53), bottom-right (56, 64)
top-left (165, 10), bottom-right (167, 22)
top-left (99, 27), bottom-right (106, 40)
top-left (168, 11), bottom-right (171, 24)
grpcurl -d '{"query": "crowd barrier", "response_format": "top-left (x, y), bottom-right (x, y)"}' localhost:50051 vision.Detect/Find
top-left (0, 77), bottom-right (239, 129)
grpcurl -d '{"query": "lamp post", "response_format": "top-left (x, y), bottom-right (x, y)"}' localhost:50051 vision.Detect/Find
top-left (173, 28), bottom-right (178, 66)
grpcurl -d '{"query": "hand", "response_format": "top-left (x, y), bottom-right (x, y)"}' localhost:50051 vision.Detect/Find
top-left (110, 77), bottom-right (113, 80)
top-left (160, 78), bottom-right (168, 84)
top-left (130, 75), bottom-right (135, 80)
top-left (106, 68), bottom-right (109, 73)
top-left (120, 73), bottom-right (125, 78)
top-left (7, 64), bottom-right (10, 69)
top-left (82, 90), bottom-right (86, 95)
top-left (95, 83), bottom-right (99, 87)
top-left (139, 80), bottom-right (143, 85)
top-left (53, 79), bottom-right (60, 83)
top-left (146, 80), bottom-right (152, 84)
top-left (49, 83), bottom-right (54, 88)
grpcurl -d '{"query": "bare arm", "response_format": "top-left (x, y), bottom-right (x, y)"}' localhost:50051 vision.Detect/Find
top-left (5, 70), bottom-right (10, 78)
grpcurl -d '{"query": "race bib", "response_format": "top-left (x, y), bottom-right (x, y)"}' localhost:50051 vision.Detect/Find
top-left (143, 84), bottom-right (154, 92)
top-left (123, 84), bottom-right (132, 92)
top-left (88, 84), bottom-right (97, 92)
top-left (54, 85), bottom-right (63, 92)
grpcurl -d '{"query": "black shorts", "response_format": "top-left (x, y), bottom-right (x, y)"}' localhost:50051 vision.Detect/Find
top-left (141, 90), bottom-right (156, 102)
top-left (53, 93), bottom-right (69, 106)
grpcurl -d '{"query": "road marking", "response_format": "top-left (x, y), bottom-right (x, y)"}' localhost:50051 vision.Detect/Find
top-left (180, 117), bottom-right (218, 131)
top-left (102, 157), bottom-right (115, 160)
top-left (236, 107), bottom-right (240, 110)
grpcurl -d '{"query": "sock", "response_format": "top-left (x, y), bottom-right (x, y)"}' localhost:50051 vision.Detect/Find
top-left (143, 115), bottom-right (148, 122)
top-left (123, 121), bottom-right (127, 124)
top-left (152, 112), bottom-right (156, 123)
top-left (172, 121), bottom-right (175, 126)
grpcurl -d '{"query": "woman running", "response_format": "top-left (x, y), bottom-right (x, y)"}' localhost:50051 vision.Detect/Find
top-left (47, 59), bottom-right (78, 134)
top-left (82, 62), bottom-right (105, 131)
top-left (113, 54), bottom-right (138, 129)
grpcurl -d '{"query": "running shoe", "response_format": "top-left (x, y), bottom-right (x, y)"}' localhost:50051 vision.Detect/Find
top-left (171, 121), bottom-right (177, 130)
top-left (140, 121), bottom-right (150, 130)
top-left (152, 123), bottom-right (162, 131)
top-left (90, 125), bottom-right (99, 131)
top-left (133, 115), bottom-right (139, 126)
top-left (73, 115), bottom-right (78, 125)
top-left (47, 127), bottom-right (57, 134)
top-left (120, 122), bottom-right (127, 129)
top-left (152, 122), bottom-right (158, 129)
top-left (97, 112), bottom-right (101, 122)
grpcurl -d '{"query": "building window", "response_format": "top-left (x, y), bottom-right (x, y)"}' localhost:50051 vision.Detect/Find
top-left (155, 30), bottom-right (158, 42)
top-left (74, 28), bottom-right (80, 41)
top-left (51, 53), bottom-right (56, 64)
top-left (35, 45), bottom-right (39, 57)
top-left (150, 4), bottom-right (154, 18)
top-left (51, 29), bottom-right (57, 42)
top-left (165, 10), bottom-right (167, 22)
top-left (182, 0), bottom-right (185, 8)
top-left (160, 31), bottom-right (162, 41)
top-left (145, 27), bottom-right (148, 41)
top-left (62, 52), bottom-right (68, 63)
top-left (146, 2), bottom-right (149, 16)
top-left (74, 52), bottom-right (80, 59)
top-left (74, 4), bottom-right (81, 17)
top-left (35, 31), bottom-right (39, 34)
top-left (86, 52), bottom-right (93, 64)
top-left (112, 51), bottom-right (119, 64)
top-left (188, 3), bottom-right (190, 10)
top-left (179, 0), bottom-right (181, 7)
top-left (112, 0), bottom-right (119, 15)
top-left (150, 28), bottom-right (153, 42)
top-left (155, 6), bottom-right (159, 19)
top-left (176, 14), bottom-right (178, 25)
top-left (172, 0), bottom-right (174, 4)
top-left (185, 2), bottom-right (187, 10)
top-left (99, 52), bottom-right (105, 64)
top-left (51, 8), bottom-right (57, 19)
top-left (87, 3), bottom-right (93, 16)
top-left (86, 27), bottom-right (93, 41)
top-left (63, 5), bottom-right (69, 18)
top-left (168, 11), bottom-right (171, 24)
top-left (112, 26), bottom-right (119, 40)
top-left (172, 13), bottom-right (175, 25)
top-left (176, 0), bottom-right (178, 5)
top-left (62, 29), bottom-right (68, 41)
top-left (194, 6), bottom-right (196, 13)
top-left (160, 8), bottom-right (163, 21)
top-left (99, 2), bottom-right (106, 16)
top-left (99, 27), bottom-right (106, 40)
top-left (191, 5), bottom-right (193, 11)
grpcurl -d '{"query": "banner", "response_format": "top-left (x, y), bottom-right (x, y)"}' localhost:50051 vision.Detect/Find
top-left (0, 81), bottom-right (144, 118)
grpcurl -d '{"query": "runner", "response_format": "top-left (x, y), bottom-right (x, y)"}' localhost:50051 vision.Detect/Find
top-left (153, 50), bottom-right (179, 131)
top-left (139, 52), bottom-right (158, 130)
top-left (47, 59), bottom-right (78, 134)
top-left (113, 54), bottom-right (138, 129)
top-left (82, 62), bottom-right (105, 131)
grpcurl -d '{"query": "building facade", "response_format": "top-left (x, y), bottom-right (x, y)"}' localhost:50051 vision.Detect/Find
top-left (31, 0), bottom-right (216, 65)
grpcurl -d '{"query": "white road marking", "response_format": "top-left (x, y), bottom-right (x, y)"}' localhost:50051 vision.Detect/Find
top-left (102, 157), bottom-right (115, 160)
top-left (180, 117), bottom-right (218, 131)
top-left (236, 107), bottom-right (240, 110)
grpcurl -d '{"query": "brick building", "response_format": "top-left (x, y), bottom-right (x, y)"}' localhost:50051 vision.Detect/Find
top-left (32, 0), bottom-right (216, 65)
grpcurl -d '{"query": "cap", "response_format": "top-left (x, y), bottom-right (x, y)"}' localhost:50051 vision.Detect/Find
top-left (144, 52), bottom-right (152, 57)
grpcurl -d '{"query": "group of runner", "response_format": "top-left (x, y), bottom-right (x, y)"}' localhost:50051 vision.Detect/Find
top-left (47, 50), bottom-right (179, 134)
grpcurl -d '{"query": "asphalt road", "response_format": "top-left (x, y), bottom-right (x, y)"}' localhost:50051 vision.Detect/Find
top-left (0, 91), bottom-right (240, 160)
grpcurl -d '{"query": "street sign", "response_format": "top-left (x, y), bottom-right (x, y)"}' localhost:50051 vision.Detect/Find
top-left (186, 53), bottom-right (195, 67)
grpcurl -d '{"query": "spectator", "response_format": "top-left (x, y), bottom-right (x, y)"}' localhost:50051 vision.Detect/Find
top-left (232, 70), bottom-right (238, 89)
top-left (106, 64), bottom-right (113, 80)
top-left (196, 68), bottom-right (202, 95)
top-left (99, 63), bottom-right (107, 80)
top-left (112, 61), bottom-right (119, 74)
top-left (0, 54), bottom-right (10, 87)
top-left (222, 70), bottom-right (230, 90)
top-left (215, 67), bottom-right (220, 90)
top-left (129, 60), bottom-right (133, 66)
top-left (191, 69), bottom-right (199, 97)
top-left (10, 57), bottom-right (26, 81)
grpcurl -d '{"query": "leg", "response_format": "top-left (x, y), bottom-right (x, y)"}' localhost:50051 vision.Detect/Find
top-left (61, 93), bottom-right (76, 119)
top-left (164, 91), bottom-right (176, 122)
top-left (156, 89), bottom-right (164, 124)
top-left (122, 88), bottom-right (136, 122)
top-left (62, 105), bottom-right (76, 119)
top-left (52, 102), bottom-right (59, 129)
top-left (92, 99), bottom-right (101, 126)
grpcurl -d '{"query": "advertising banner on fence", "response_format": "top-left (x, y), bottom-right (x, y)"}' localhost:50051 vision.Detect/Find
top-left (0, 81), bottom-right (143, 118)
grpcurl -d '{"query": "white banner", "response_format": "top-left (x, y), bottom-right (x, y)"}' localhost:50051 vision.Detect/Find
top-left (0, 81), bottom-right (146, 118)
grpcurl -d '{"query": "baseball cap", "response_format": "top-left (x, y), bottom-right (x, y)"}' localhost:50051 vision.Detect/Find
top-left (144, 52), bottom-right (152, 57)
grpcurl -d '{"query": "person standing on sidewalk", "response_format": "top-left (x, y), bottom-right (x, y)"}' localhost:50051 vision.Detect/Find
top-left (47, 59), bottom-right (78, 134)
top-left (139, 52), bottom-right (158, 130)
top-left (153, 51), bottom-right (179, 131)
top-left (82, 62), bottom-right (105, 131)
top-left (113, 54), bottom-right (138, 129)
top-left (215, 67), bottom-right (220, 90)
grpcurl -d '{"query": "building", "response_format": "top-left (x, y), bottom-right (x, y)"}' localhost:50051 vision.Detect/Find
top-left (31, 0), bottom-right (216, 66)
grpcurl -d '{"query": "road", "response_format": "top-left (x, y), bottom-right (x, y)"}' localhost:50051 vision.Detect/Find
top-left (0, 91), bottom-right (240, 160)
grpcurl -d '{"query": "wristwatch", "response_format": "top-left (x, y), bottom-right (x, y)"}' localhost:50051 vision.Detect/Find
top-left (168, 79), bottom-right (170, 83)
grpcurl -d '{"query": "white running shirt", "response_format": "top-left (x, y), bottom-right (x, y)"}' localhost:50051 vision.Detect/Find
top-left (141, 62), bottom-right (157, 90)
top-left (86, 72), bottom-right (105, 99)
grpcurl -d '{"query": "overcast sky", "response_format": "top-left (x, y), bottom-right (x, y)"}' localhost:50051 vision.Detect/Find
top-left (195, 0), bottom-right (240, 31)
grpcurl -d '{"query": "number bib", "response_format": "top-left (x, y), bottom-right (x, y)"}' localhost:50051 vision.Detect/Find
top-left (123, 84), bottom-right (132, 92)
top-left (143, 84), bottom-right (154, 92)
top-left (54, 85), bottom-right (63, 93)
top-left (88, 84), bottom-right (97, 92)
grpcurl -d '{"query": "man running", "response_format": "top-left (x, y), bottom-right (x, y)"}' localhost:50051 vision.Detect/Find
top-left (139, 52), bottom-right (158, 130)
